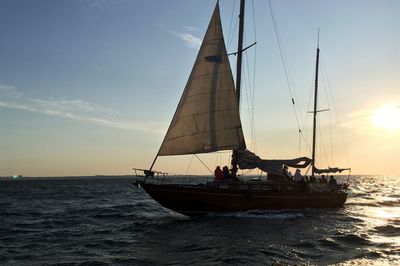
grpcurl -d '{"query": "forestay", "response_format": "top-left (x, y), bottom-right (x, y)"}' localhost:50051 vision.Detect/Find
top-left (158, 3), bottom-right (245, 156)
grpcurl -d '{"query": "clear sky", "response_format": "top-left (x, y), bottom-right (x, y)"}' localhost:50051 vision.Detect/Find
top-left (1, 0), bottom-right (399, 177)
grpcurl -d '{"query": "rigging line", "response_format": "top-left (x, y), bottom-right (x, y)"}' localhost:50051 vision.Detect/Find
top-left (299, 81), bottom-right (314, 154)
top-left (243, 36), bottom-right (251, 90)
top-left (185, 155), bottom-right (194, 175)
top-left (251, 0), bottom-right (257, 40)
top-left (317, 115), bottom-right (330, 168)
top-left (317, 117), bottom-right (324, 167)
top-left (269, 0), bottom-right (302, 112)
top-left (266, 0), bottom-right (306, 146)
top-left (243, 53), bottom-right (255, 151)
top-left (195, 154), bottom-right (213, 175)
top-left (227, 0), bottom-right (238, 51)
top-left (244, 37), bottom-right (253, 92)
top-left (228, 17), bottom-right (239, 52)
top-left (251, 0), bottom-right (258, 153)
top-left (329, 111), bottom-right (333, 166)
top-left (301, 74), bottom-right (317, 157)
top-left (299, 130), bottom-right (311, 153)
top-left (222, 152), bottom-right (227, 168)
top-left (305, 164), bottom-right (311, 176)
top-left (243, 35), bottom-right (255, 150)
top-left (297, 129), bottom-right (302, 157)
top-left (213, 150), bottom-right (231, 168)
top-left (319, 58), bottom-right (334, 165)
top-left (321, 55), bottom-right (350, 166)
top-left (251, 49), bottom-right (258, 153)
top-left (242, 53), bottom-right (253, 151)
top-left (303, 78), bottom-right (315, 152)
top-left (231, 19), bottom-right (239, 51)
top-left (245, 52), bottom-right (254, 150)
top-left (320, 55), bottom-right (351, 167)
top-left (225, 152), bottom-right (230, 168)
top-left (268, 0), bottom-right (291, 95)
top-left (242, 30), bottom-right (257, 152)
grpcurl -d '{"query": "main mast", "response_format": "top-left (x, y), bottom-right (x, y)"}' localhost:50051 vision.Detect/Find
top-left (231, 0), bottom-right (245, 177)
top-left (236, 0), bottom-right (245, 103)
top-left (311, 42), bottom-right (320, 178)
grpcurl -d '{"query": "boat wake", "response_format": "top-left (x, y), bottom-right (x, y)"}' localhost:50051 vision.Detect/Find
top-left (209, 210), bottom-right (304, 220)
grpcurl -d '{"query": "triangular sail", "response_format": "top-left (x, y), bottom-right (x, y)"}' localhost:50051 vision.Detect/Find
top-left (158, 3), bottom-right (246, 156)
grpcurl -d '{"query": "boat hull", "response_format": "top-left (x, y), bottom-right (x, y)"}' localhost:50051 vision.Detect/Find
top-left (137, 182), bottom-right (347, 216)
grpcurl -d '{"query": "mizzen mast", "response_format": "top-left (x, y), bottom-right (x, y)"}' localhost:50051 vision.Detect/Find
top-left (311, 32), bottom-right (320, 178)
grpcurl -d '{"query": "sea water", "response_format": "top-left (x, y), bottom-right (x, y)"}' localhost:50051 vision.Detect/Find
top-left (0, 176), bottom-right (399, 265)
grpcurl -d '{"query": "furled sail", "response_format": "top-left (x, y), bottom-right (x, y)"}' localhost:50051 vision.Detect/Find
top-left (313, 167), bottom-right (351, 174)
top-left (158, 3), bottom-right (245, 156)
top-left (238, 150), bottom-right (312, 175)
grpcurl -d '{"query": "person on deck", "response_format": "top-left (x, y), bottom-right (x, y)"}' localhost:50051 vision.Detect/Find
top-left (214, 166), bottom-right (224, 181)
top-left (283, 165), bottom-right (292, 181)
top-left (222, 166), bottom-right (232, 180)
top-left (320, 175), bottom-right (327, 183)
top-left (329, 175), bottom-right (337, 184)
top-left (294, 169), bottom-right (303, 182)
top-left (294, 169), bottom-right (307, 191)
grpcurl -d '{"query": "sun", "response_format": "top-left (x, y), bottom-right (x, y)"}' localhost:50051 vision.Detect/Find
top-left (371, 102), bottom-right (400, 129)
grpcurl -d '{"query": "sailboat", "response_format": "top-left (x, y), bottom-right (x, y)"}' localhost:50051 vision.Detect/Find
top-left (133, 1), bottom-right (349, 216)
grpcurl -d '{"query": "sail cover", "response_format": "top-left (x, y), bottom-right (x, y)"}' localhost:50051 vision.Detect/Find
top-left (314, 167), bottom-right (351, 174)
top-left (238, 150), bottom-right (312, 175)
top-left (158, 3), bottom-right (245, 156)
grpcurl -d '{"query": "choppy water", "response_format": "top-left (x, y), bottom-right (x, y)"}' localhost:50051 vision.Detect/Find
top-left (0, 176), bottom-right (399, 265)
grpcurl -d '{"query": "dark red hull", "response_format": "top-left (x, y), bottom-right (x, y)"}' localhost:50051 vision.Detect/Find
top-left (136, 181), bottom-right (347, 216)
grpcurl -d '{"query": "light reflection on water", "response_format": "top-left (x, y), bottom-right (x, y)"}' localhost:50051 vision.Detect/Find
top-left (339, 175), bottom-right (400, 265)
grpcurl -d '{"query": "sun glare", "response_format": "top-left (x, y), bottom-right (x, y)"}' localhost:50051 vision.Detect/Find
top-left (371, 102), bottom-right (400, 129)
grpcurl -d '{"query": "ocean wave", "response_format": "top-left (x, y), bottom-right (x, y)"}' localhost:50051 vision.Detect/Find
top-left (345, 202), bottom-right (380, 207)
top-left (181, 243), bottom-right (213, 252)
top-left (318, 237), bottom-right (347, 251)
top-left (334, 258), bottom-right (400, 266)
top-left (110, 257), bottom-right (158, 265)
top-left (350, 247), bottom-right (389, 261)
top-left (378, 199), bottom-right (400, 207)
top-left (333, 233), bottom-right (373, 246)
top-left (2, 176), bottom-right (400, 265)
top-left (345, 196), bottom-right (400, 207)
top-left (372, 224), bottom-right (400, 236)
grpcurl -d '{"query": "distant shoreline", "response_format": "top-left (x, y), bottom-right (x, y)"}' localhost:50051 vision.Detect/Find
top-left (0, 175), bottom-right (135, 180)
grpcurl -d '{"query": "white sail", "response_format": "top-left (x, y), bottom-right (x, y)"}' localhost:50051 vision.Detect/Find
top-left (158, 3), bottom-right (245, 156)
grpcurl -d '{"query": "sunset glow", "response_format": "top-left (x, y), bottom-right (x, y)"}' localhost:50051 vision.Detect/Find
top-left (371, 103), bottom-right (400, 129)
top-left (0, 1), bottom-right (399, 176)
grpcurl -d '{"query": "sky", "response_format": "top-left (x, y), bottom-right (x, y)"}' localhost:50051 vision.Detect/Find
top-left (0, 0), bottom-right (399, 177)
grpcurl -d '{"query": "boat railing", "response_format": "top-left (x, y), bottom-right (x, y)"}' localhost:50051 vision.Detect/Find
top-left (132, 168), bottom-right (212, 185)
top-left (132, 168), bottom-right (348, 193)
